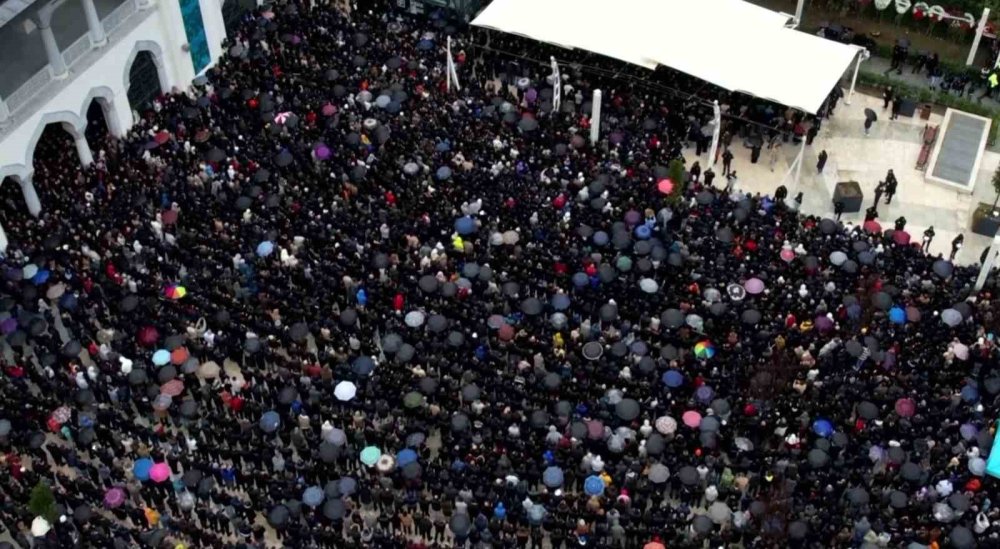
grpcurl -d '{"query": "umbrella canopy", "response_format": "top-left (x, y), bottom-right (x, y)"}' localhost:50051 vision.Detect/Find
top-left (334, 381), bottom-right (357, 401)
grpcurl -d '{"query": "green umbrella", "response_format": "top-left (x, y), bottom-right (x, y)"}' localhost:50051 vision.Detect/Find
top-left (360, 446), bottom-right (382, 467)
top-left (403, 391), bottom-right (423, 408)
top-left (616, 256), bottom-right (633, 272)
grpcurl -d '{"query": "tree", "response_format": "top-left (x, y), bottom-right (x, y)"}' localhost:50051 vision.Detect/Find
top-left (666, 158), bottom-right (687, 205)
top-left (992, 162), bottom-right (1000, 215)
top-left (28, 480), bottom-right (57, 523)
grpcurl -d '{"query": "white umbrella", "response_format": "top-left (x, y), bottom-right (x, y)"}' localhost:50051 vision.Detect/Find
top-left (334, 381), bottom-right (357, 401)
top-left (404, 311), bottom-right (425, 328)
top-left (31, 516), bottom-right (51, 536)
top-left (708, 501), bottom-right (732, 525)
top-left (654, 416), bottom-right (677, 435)
top-left (639, 278), bottom-right (659, 293)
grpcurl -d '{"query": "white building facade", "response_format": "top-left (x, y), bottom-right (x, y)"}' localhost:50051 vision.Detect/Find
top-left (0, 0), bottom-right (248, 249)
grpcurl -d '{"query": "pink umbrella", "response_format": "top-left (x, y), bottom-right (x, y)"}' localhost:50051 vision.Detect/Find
top-left (149, 462), bottom-right (171, 483)
top-left (780, 248), bottom-right (794, 262)
top-left (743, 278), bottom-right (764, 295)
top-left (682, 410), bottom-right (702, 428)
top-left (586, 420), bottom-right (604, 439)
top-left (321, 104), bottom-right (337, 116)
top-left (952, 342), bottom-right (970, 361)
top-left (863, 220), bottom-right (882, 234)
top-left (893, 231), bottom-right (911, 245)
top-left (103, 487), bottom-right (125, 508)
top-left (314, 144), bottom-right (331, 160)
top-left (895, 398), bottom-right (916, 418)
top-left (498, 324), bottom-right (515, 341)
top-left (657, 179), bottom-right (674, 195)
top-left (160, 379), bottom-right (184, 397)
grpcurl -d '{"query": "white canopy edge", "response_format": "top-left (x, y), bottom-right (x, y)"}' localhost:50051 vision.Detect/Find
top-left (472, 0), bottom-right (859, 114)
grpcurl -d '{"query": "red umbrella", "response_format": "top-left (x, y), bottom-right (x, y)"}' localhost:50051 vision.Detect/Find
top-left (161, 210), bottom-right (178, 225)
top-left (893, 231), bottom-right (911, 245)
top-left (154, 131), bottom-right (170, 145)
top-left (170, 347), bottom-right (189, 365)
top-left (137, 326), bottom-right (159, 347)
top-left (895, 398), bottom-right (916, 418)
top-left (498, 324), bottom-right (514, 341)
top-left (863, 220), bottom-right (882, 234)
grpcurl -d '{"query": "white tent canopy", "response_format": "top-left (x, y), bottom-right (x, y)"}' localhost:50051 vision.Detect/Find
top-left (472, 0), bottom-right (860, 114)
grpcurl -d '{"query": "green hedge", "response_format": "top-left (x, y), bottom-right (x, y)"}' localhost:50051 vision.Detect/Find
top-left (856, 71), bottom-right (1000, 145)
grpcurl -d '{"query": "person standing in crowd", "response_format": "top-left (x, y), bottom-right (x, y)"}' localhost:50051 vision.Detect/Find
top-left (885, 171), bottom-right (898, 204)
top-left (834, 200), bottom-right (845, 220)
top-left (891, 93), bottom-right (902, 121)
top-left (895, 216), bottom-right (907, 231)
top-left (721, 147), bottom-right (734, 176)
top-left (817, 149), bottom-right (828, 173)
top-left (923, 226), bottom-right (936, 252)
top-left (703, 166), bottom-right (715, 188)
top-left (883, 86), bottom-right (894, 109)
top-left (689, 161), bottom-right (701, 184)
top-left (873, 181), bottom-right (886, 207)
top-left (865, 205), bottom-right (879, 222)
top-left (952, 233), bottom-right (965, 260)
top-left (768, 137), bottom-right (782, 172)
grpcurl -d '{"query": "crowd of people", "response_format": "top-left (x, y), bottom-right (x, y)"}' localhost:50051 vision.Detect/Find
top-left (0, 1), bottom-right (997, 548)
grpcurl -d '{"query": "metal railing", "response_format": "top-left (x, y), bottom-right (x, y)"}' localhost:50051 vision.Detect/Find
top-left (102, 0), bottom-right (137, 35)
top-left (62, 34), bottom-right (92, 68)
top-left (6, 67), bottom-right (54, 113)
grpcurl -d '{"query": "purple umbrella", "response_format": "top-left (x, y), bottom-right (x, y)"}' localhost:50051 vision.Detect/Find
top-left (314, 143), bottom-right (331, 160)
top-left (0, 318), bottom-right (16, 334)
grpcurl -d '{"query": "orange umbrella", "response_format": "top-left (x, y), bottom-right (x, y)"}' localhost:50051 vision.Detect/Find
top-left (644, 542), bottom-right (666, 549)
top-left (170, 347), bottom-right (189, 365)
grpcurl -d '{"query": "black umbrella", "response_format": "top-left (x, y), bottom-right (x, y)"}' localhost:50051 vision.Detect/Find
top-left (662, 309), bottom-right (685, 328)
top-left (267, 505), bottom-right (290, 527)
top-left (678, 465), bottom-right (698, 485)
top-left (949, 526), bottom-right (974, 549)
top-left (339, 308), bottom-right (357, 326)
top-left (179, 400), bottom-right (198, 417)
top-left (274, 150), bottom-right (293, 167)
top-left (205, 147), bottom-right (226, 162)
top-left (450, 513), bottom-right (471, 537)
top-left (61, 340), bottom-right (82, 358)
top-left (418, 275), bottom-right (439, 293)
top-left (289, 322), bottom-right (309, 343)
top-left (872, 292), bottom-right (892, 310)
top-left (740, 309), bottom-right (761, 325)
top-left (323, 499), bottom-right (345, 520)
top-left (182, 470), bottom-right (202, 488)
top-left (858, 401), bottom-right (879, 420)
top-left (427, 315), bottom-right (448, 333)
top-left (615, 399), bottom-right (640, 421)
top-left (278, 386), bottom-right (298, 405)
top-left (864, 108), bottom-right (877, 122)
top-left (73, 504), bottom-right (91, 524)
top-left (520, 298), bottom-right (543, 316)
top-left (461, 384), bottom-right (481, 401)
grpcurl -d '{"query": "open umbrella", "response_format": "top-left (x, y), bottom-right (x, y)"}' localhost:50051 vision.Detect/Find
top-left (259, 411), bottom-right (281, 433)
top-left (334, 381), bottom-right (357, 401)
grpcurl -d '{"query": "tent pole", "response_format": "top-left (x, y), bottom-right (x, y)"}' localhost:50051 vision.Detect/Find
top-left (968, 8), bottom-right (990, 66)
top-left (793, 0), bottom-right (805, 28)
top-left (446, 36), bottom-right (452, 92)
top-left (844, 48), bottom-right (869, 106)
top-left (976, 230), bottom-right (1000, 291)
top-left (708, 100), bottom-right (721, 166)
top-left (792, 137), bottom-right (806, 193)
top-left (590, 89), bottom-right (602, 145)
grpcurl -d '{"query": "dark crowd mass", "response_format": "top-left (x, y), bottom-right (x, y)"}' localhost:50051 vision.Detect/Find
top-left (0, 1), bottom-right (997, 548)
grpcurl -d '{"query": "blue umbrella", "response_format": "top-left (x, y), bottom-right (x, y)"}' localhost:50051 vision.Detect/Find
top-left (436, 166), bottom-right (452, 180)
top-left (635, 225), bottom-right (651, 240)
top-left (133, 458), bottom-right (154, 481)
top-left (152, 349), bottom-right (170, 366)
top-left (572, 272), bottom-right (589, 288)
top-left (542, 466), bottom-right (564, 488)
top-left (454, 216), bottom-right (476, 235)
top-left (813, 419), bottom-right (833, 437)
top-left (593, 231), bottom-right (609, 246)
top-left (889, 307), bottom-right (906, 324)
top-left (417, 39), bottom-right (434, 50)
top-left (302, 486), bottom-right (324, 507)
top-left (435, 141), bottom-right (451, 152)
top-left (259, 411), bottom-right (281, 433)
top-left (551, 293), bottom-right (570, 311)
top-left (352, 356), bottom-right (375, 376)
top-left (257, 241), bottom-right (275, 257)
top-left (396, 449), bottom-right (418, 467)
top-left (338, 477), bottom-right (357, 495)
top-left (59, 293), bottom-right (78, 311)
top-left (32, 269), bottom-right (50, 285)
top-left (527, 504), bottom-right (546, 524)
top-left (584, 475), bottom-right (604, 496)
top-left (662, 370), bottom-right (684, 388)
top-left (961, 384), bottom-right (979, 402)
